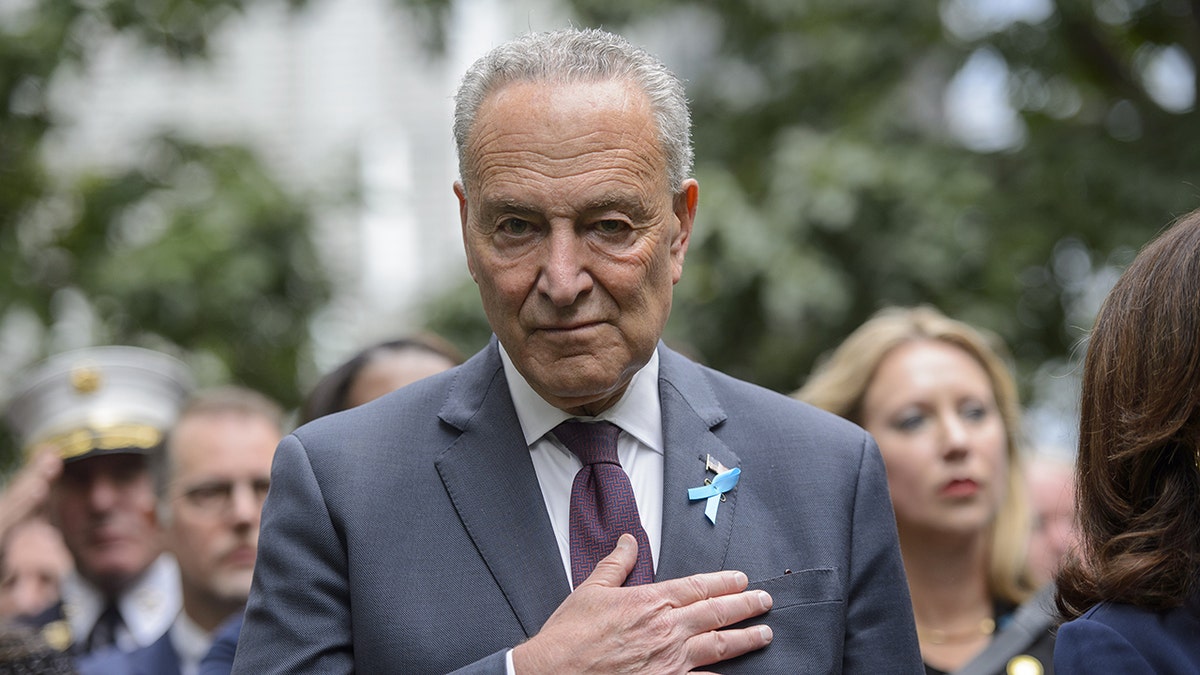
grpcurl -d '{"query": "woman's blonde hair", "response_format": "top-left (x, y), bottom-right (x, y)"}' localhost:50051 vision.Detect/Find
top-left (795, 305), bottom-right (1037, 604)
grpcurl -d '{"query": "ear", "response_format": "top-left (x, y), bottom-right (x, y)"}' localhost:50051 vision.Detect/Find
top-left (454, 181), bottom-right (479, 283)
top-left (670, 179), bottom-right (698, 284)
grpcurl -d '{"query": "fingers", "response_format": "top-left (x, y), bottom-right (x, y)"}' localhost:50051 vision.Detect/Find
top-left (665, 572), bottom-right (773, 668)
top-left (27, 444), bottom-right (63, 486)
top-left (0, 446), bottom-right (62, 535)
top-left (570, 536), bottom-right (774, 671)
top-left (686, 623), bottom-right (774, 668)
top-left (579, 533), bottom-right (637, 589)
top-left (675, 585), bottom-right (772, 634)
top-left (658, 567), bottom-right (751, 609)
top-left (7, 446), bottom-right (60, 508)
top-left (581, 535), bottom-right (772, 633)
top-left (529, 541), bottom-right (774, 674)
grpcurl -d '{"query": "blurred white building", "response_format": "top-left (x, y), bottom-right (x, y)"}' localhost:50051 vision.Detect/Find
top-left (40, 0), bottom-right (567, 370)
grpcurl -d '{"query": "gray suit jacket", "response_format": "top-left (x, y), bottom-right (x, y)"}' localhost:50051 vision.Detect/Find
top-left (233, 340), bottom-right (921, 674)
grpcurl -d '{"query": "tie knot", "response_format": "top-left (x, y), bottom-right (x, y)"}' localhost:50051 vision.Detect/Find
top-left (86, 602), bottom-right (124, 652)
top-left (554, 420), bottom-right (621, 466)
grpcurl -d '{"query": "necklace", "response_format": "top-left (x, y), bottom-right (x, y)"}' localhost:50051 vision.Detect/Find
top-left (916, 617), bottom-right (996, 645)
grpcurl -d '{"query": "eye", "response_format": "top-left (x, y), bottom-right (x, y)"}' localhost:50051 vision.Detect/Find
top-left (109, 461), bottom-right (146, 485)
top-left (892, 412), bottom-right (925, 432)
top-left (595, 219), bottom-right (626, 234)
top-left (58, 470), bottom-right (88, 490)
top-left (192, 485), bottom-right (226, 500)
top-left (182, 482), bottom-right (233, 509)
top-left (960, 402), bottom-right (989, 422)
top-left (499, 218), bottom-right (534, 236)
top-left (252, 478), bottom-right (271, 501)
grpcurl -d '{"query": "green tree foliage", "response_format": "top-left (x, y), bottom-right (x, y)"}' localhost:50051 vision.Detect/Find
top-left (8, 137), bottom-right (330, 400)
top-left (510, 0), bottom-right (1199, 401)
top-left (0, 1), bottom-right (339, 468)
top-left (0, 0), bottom-right (465, 474)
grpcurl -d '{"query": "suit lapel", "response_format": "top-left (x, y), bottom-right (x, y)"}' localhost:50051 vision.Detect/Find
top-left (433, 341), bottom-right (740, 628)
top-left (655, 346), bottom-right (741, 580)
top-left (435, 339), bottom-right (570, 637)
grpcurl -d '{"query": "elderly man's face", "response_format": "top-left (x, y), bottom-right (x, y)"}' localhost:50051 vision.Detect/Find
top-left (456, 78), bottom-right (697, 414)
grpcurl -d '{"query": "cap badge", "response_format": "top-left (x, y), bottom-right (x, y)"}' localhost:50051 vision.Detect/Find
top-left (70, 366), bottom-right (102, 394)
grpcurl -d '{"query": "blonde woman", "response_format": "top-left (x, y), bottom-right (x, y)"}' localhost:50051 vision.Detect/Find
top-left (797, 306), bottom-right (1054, 675)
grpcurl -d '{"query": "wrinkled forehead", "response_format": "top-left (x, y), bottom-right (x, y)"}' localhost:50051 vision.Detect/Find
top-left (463, 78), bottom-right (667, 191)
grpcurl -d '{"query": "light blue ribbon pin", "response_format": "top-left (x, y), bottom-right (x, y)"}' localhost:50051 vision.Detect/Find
top-left (688, 467), bottom-right (741, 524)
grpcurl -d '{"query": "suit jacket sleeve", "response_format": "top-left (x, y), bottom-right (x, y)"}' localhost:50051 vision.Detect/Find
top-left (1054, 617), bottom-right (1155, 675)
top-left (844, 434), bottom-right (925, 673)
top-left (230, 434), bottom-right (509, 675)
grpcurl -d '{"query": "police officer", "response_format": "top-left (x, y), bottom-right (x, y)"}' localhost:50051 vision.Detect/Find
top-left (3, 346), bottom-right (192, 656)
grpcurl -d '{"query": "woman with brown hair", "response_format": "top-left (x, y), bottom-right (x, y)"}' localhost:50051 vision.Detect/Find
top-left (1054, 209), bottom-right (1200, 673)
top-left (797, 306), bottom-right (1054, 675)
top-left (298, 333), bottom-right (463, 425)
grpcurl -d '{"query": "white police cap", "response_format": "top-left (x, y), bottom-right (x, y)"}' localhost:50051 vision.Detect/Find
top-left (5, 346), bottom-right (194, 462)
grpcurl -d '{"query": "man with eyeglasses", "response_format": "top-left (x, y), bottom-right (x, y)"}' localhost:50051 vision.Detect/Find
top-left (79, 386), bottom-right (282, 675)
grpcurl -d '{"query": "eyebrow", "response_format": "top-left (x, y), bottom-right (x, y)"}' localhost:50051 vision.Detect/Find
top-left (581, 195), bottom-right (654, 221)
top-left (478, 194), bottom-right (653, 221)
top-left (477, 197), bottom-right (539, 220)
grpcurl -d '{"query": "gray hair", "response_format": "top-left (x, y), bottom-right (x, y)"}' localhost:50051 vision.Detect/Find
top-left (453, 28), bottom-right (693, 193)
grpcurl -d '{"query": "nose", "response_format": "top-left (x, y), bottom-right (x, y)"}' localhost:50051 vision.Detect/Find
top-left (536, 228), bottom-right (592, 307)
top-left (86, 474), bottom-right (120, 512)
top-left (941, 414), bottom-right (970, 460)
top-left (228, 482), bottom-right (261, 526)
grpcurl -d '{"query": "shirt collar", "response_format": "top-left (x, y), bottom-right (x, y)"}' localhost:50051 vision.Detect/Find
top-left (171, 609), bottom-right (214, 675)
top-left (60, 553), bottom-right (181, 649)
top-left (498, 342), bottom-right (663, 454)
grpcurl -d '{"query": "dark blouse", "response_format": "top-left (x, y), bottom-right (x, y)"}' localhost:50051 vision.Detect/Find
top-left (922, 594), bottom-right (1056, 675)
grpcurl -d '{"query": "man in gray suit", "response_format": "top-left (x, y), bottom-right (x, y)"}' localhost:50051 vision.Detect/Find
top-left (234, 28), bottom-right (921, 674)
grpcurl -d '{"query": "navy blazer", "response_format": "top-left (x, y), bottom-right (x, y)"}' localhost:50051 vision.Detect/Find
top-left (233, 340), bottom-right (921, 674)
top-left (198, 613), bottom-right (241, 675)
top-left (1054, 598), bottom-right (1200, 674)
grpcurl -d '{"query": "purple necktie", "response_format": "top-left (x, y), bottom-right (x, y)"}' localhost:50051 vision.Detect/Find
top-left (555, 420), bottom-right (654, 588)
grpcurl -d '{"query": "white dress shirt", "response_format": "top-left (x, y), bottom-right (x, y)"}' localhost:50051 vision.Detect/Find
top-left (499, 345), bottom-right (665, 675)
top-left (498, 344), bottom-right (665, 585)
top-left (170, 610), bottom-right (214, 675)
top-left (59, 553), bottom-right (181, 653)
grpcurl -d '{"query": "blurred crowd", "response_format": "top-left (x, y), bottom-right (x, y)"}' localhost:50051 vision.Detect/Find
top-left (0, 335), bottom-right (462, 674)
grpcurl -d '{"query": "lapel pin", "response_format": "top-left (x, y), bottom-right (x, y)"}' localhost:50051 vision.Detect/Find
top-left (688, 455), bottom-right (740, 524)
top-left (705, 454), bottom-right (730, 474)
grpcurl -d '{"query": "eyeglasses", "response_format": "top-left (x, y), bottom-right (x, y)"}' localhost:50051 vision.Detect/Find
top-left (176, 478), bottom-right (271, 515)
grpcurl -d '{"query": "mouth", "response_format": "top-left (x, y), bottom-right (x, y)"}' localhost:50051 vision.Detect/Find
top-left (537, 320), bottom-right (605, 335)
top-left (223, 545), bottom-right (257, 567)
top-left (88, 528), bottom-right (131, 548)
top-left (940, 478), bottom-right (980, 498)
top-left (542, 317), bottom-right (600, 329)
